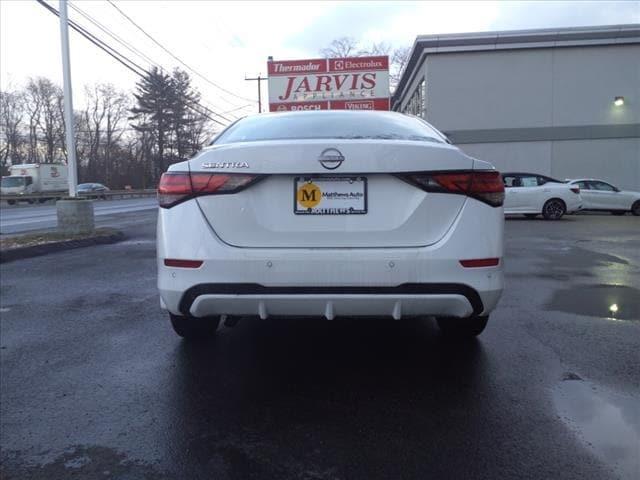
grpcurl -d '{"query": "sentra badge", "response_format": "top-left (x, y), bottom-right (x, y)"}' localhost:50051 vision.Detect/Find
top-left (201, 162), bottom-right (250, 169)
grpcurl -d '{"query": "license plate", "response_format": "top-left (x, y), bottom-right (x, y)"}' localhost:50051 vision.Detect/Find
top-left (294, 176), bottom-right (367, 215)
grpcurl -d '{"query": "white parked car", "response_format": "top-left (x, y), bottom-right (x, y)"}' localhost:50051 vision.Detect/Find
top-left (566, 179), bottom-right (640, 216)
top-left (157, 111), bottom-right (505, 339)
top-left (502, 172), bottom-right (582, 220)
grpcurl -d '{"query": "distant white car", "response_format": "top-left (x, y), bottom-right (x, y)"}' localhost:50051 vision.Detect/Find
top-left (566, 179), bottom-right (640, 216)
top-left (502, 172), bottom-right (582, 220)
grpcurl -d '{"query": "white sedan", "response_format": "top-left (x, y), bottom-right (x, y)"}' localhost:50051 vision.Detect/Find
top-left (502, 172), bottom-right (582, 220)
top-left (566, 179), bottom-right (640, 216)
top-left (157, 111), bottom-right (505, 340)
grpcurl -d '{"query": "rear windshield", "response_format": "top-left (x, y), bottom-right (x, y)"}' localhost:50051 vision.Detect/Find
top-left (212, 112), bottom-right (447, 145)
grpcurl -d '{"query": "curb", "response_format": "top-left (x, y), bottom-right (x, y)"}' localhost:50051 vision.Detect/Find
top-left (0, 231), bottom-right (125, 264)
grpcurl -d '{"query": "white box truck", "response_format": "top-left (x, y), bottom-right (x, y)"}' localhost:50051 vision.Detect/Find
top-left (1, 163), bottom-right (68, 204)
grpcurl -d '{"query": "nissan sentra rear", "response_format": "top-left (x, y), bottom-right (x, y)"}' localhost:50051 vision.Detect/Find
top-left (157, 111), bottom-right (504, 339)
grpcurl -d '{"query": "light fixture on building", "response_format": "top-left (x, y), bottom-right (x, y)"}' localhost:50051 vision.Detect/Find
top-left (614, 96), bottom-right (625, 107)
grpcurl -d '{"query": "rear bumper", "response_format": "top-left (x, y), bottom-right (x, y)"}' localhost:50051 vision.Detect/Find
top-left (176, 283), bottom-right (491, 319)
top-left (157, 197), bottom-right (504, 319)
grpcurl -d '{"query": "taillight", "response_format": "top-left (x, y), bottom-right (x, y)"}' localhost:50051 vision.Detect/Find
top-left (570, 186), bottom-right (580, 194)
top-left (460, 258), bottom-right (500, 268)
top-left (398, 170), bottom-right (505, 207)
top-left (158, 172), bottom-right (261, 208)
top-left (164, 259), bottom-right (203, 268)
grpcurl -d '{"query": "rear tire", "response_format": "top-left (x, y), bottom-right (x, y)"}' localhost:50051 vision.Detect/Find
top-left (611, 210), bottom-right (626, 216)
top-left (7, 200), bottom-right (16, 205)
top-left (169, 313), bottom-right (220, 340)
top-left (436, 315), bottom-right (489, 338)
top-left (632, 201), bottom-right (640, 217)
top-left (524, 214), bottom-right (537, 219)
top-left (542, 199), bottom-right (566, 220)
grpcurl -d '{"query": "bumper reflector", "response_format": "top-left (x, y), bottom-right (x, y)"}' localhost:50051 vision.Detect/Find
top-left (164, 259), bottom-right (203, 268)
top-left (459, 258), bottom-right (500, 268)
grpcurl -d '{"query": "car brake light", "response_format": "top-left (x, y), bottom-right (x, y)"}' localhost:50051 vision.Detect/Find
top-left (398, 171), bottom-right (505, 207)
top-left (570, 186), bottom-right (580, 194)
top-left (158, 172), bottom-right (261, 208)
top-left (459, 258), bottom-right (500, 268)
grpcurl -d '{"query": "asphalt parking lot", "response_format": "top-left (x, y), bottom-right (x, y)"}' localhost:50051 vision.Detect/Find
top-left (1, 212), bottom-right (638, 480)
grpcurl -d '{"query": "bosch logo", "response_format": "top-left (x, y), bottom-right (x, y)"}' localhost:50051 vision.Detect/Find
top-left (318, 148), bottom-right (345, 170)
top-left (334, 60), bottom-right (344, 70)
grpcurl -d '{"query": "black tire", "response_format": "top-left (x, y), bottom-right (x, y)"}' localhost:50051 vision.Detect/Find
top-left (27, 199), bottom-right (35, 205)
top-left (610, 210), bottom-right (626, 216)
top-left (542, 199), bottom-right (566, 220)
top-left (524, 214), bottom-right (537, 219)
top-left (7, 200), bottom-right (16, 205)
top-left (436, 315), bottom-right (489, 338)
top-left (169, 313), bottom-right (220, 339)
top-left (39, 198), bottom-right (48, 204)
top-left (632, 201), bottom-right (640, 217)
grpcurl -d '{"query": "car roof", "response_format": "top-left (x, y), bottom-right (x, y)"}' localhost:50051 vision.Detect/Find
top-left (502, 172), bottom-right (555, 177)
top-left (247, 110), bottom-right (406, 120)
top-left (567, 178), bottom-right (607, 182)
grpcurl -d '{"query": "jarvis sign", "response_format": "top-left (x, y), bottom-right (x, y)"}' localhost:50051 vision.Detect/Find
top-left (267, 56), bottom-right (390, 112)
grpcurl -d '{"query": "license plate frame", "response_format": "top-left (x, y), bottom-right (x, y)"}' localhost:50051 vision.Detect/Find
top-left (294, 176), bottom-right (368, 215)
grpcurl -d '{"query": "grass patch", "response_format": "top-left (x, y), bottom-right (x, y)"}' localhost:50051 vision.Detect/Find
top-left (0, 227), bottom-right (120, 251)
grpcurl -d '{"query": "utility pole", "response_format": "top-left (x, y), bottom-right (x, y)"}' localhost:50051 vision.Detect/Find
top-left (57, 0), bottom-right (94, 236)
top-left (245, 74), bottom-right (266, 113)
top-left (59, 0), bottom-right (78, 197)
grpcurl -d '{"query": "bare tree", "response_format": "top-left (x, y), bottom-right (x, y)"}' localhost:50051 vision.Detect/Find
top-left (100, 84), bottom-right (130, 185)
top-left (24, 81), bottom-right (42, 162)
top-left (359, 42), bottom-right (391, 57)
top-left (2, 73), bottom-right (211, 189)
top-left (0, 89), bottom-right (26, 173)
top-left (390, 46), bottom-right (411, 91)
top-left (320, 37), bottom-right (360, 58)
top-left (27, 77), bottom-right (64, 163)
top-left (320, 39), bottom-right (411, 92)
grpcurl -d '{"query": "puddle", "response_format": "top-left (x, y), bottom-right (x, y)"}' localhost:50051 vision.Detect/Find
top-left (546, 284), bottom-right (640, 321)
top-left (553, 378), bottom-right (640, 479)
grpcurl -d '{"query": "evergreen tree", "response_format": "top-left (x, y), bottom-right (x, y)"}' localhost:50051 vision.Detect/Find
top-left (130, 67), bottom-right (174, 180)
top-left (130, 67), bottom-right (209, 183)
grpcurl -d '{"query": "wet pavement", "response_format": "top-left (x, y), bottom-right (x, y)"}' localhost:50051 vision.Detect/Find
top-left (1, 213), bottom-right (639, 479)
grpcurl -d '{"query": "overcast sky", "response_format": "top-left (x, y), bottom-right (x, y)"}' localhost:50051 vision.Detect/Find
top-left (1, 0), bottom-right (638, 118)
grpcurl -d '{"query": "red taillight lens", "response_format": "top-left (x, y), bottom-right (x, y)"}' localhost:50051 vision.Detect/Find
top-left (570, 186), bottom-right (580, 194)
top-left (164, 259), bottom-right (203, 268)
top-left (158, 172), bottom-right (260, 208)
top-left (460, 258), bottom-right (500, 268)
top-left (399, 171), bottom-right (505, 207)
top-left (158, 173), bottom-right (192, 208)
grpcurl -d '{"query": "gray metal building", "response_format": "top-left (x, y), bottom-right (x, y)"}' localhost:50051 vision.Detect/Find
top-left (392, 25), bottom-right (640, 190)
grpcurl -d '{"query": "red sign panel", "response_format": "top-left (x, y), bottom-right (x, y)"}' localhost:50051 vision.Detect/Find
top-left (267, 56), bottom-right (389, 112)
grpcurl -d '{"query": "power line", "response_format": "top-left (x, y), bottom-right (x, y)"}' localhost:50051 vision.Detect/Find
top-left (35, 0), bottom-right (148, 77)
top-left (35, 0), bottom-right (230, 127)
top-left (68, 1), bottom-right (158, 69)
top-left (67, 1), bottom-right (245, 121)
top-left (106, 0), bottom-right (257, 106)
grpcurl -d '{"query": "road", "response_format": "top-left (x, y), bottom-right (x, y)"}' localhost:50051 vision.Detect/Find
top-left (1, 212), bottom-right (639, 479)
top-left (0, 197), bottom-right (157, 235)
